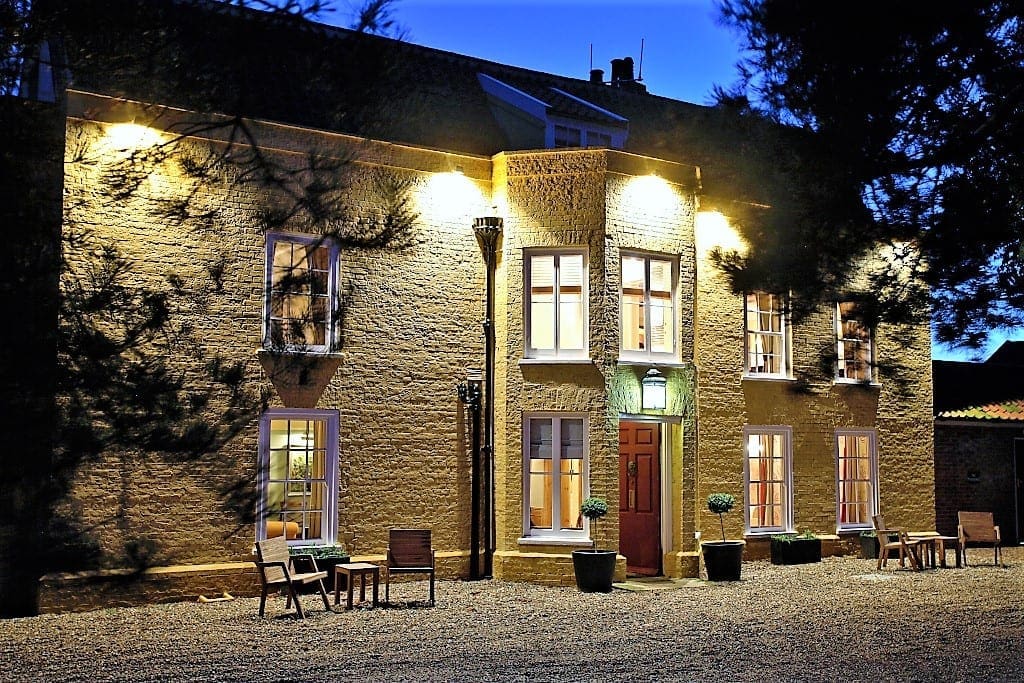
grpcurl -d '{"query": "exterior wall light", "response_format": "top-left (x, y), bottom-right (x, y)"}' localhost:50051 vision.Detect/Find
top-left (695, 210), bottom-right (745, 254)
top-left (104, 122), bottom-right (164, 151)
top-left (641, 368), bottom-right (667, 410)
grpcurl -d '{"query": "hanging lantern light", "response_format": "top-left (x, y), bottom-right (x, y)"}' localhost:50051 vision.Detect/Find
top-left (641, 368), bottom-right (667, 410)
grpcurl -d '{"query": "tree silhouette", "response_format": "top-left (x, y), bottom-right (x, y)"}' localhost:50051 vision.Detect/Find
top-left (1, 0), bottom-right (415, 617)
top-left (716, 0), bottom-right (1024, 355)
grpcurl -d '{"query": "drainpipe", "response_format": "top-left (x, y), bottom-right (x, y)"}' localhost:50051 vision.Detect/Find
top-left (473, 216), bottom-right (502, 578)
top-left (456, 370), bottom-right (482, 579)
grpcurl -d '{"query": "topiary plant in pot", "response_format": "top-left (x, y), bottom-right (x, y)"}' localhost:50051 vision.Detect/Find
top-left (571, 497), bottom-right (616, 593)
top-left (700, 493), bottom-right (744, 581)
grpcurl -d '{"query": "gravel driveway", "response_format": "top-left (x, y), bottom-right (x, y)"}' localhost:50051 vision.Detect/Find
top-left (2, 547), bottom-right (1023, 682)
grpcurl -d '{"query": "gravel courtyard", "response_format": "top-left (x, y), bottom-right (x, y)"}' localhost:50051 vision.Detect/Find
top-left (2, 547), bottom-right (1022, 682)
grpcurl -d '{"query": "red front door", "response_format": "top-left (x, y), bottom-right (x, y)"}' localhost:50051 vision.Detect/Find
top-left (619, 421), bottom-right (661, 576)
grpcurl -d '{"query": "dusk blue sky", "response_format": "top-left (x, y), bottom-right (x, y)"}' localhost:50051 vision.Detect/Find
top-left (330, 1), bottom-right (1013, 362)
top-left (346, 0), bottom-right (744, 105)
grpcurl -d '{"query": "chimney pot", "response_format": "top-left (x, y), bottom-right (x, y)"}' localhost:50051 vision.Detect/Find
top-left (590, 68), bottom-right (604, 84)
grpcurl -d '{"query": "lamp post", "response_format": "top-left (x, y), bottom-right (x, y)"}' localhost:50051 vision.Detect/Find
top-left (456, 369), bottom-right (482, 579)
top-left (472, 215), bottom-right (502, 578)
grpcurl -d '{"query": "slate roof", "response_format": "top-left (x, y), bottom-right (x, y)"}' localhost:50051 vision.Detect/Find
top-left (53, 0), bottom-right (773, 204)
top-left (933, 343), bottom-right (1024, 422)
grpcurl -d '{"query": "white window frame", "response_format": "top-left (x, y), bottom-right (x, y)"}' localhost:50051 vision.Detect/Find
top-left (835, 302), bottom-right (875, 383)
top-left (521, 412), bottom-right (590, 542)
top-left (619, 251), bottom-right (679, 362)
top-left (523, 249), bottom-right (589, 359)
top-left (263, 232), bottom-right (340, 353)
top-left (256, 408), bottom-right (339, 546)
top-left (743, 425), bottom-right (793, 535)
top-left (835, 429), bottom-right (879, 531)
top-left (744, 292), bottom-right (791, 378)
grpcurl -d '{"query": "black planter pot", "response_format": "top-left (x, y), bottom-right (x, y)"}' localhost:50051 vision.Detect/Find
top-left (571, 549), bottom-right (617, 592)
top-left (770, 537), bottom-right (821, 565)
top-left (859, 534), bottom-right (879, 560)
top-left (701, 541), bottom-right (744, 581)
top-left (291, 554), bottom-right (350, 593)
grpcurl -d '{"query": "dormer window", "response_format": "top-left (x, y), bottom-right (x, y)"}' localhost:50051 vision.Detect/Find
top-left (554, 125), bottom-right (582, 147)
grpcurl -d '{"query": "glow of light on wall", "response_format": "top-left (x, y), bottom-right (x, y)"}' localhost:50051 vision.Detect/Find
top-left (620, 174), bottom-right (682, 221)
top-left (695, 210), bottom-right (746, 254)
top-left (102, 122), bottom-right (165, 152)
top-left (415, 171), bottom-right (487, 226)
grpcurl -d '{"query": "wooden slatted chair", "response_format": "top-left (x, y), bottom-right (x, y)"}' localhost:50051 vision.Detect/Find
top-left (872, 514), bottom-right (925, 571)
top-left (385, 528), bottom-right (436, 606)
top-left (255, 535), bottom-right (331, 618)
top-left (958, 511), bottom-right (1002, 567)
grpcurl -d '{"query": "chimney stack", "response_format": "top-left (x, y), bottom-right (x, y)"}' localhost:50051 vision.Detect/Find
top-left (609, 56), bottom-right (646, 93)
top-left (589, 68), bottom-right (604, 84)
top-left (610, 58), bottom-right (625, 84)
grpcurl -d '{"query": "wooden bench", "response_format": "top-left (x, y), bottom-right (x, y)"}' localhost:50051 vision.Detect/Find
top-left (255, 536), bottom-right (331, 618)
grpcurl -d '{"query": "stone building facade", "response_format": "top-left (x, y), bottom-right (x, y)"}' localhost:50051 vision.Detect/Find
top-left (19, 11), bottom-right (935, 612)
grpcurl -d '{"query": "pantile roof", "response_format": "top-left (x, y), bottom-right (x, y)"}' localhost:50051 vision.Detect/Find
top-left (53, 0), bottom-right (775, 205)
top-left (937, 401), bottom-right (1024, 421)
top-left (933, 342), bottom-right (1024, 421)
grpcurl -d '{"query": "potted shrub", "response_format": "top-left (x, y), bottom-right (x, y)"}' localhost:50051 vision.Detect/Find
top-left (701, 493), bottom-right (744, 581)
top-left (571, 497), bottom-right (617, 593)
top-left (770, 531), bottom-right (822, 565)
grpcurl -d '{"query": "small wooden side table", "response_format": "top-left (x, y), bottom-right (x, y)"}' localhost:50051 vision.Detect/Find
top-left (910, 534), bottom-right (962, 568)
top-left (334, 562), bottom-right (380, 609)
top-left (933, 535), bottom-right (962, 568)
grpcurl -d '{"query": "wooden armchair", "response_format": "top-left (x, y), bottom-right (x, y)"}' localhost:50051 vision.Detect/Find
top-left (872, 514), bottom-right (925, 571)
top-left (957, 511), bottom-right (1002, 566)
top-left (255, 535), bottom-right (331, 618)
top-left (385, 528), bottom-right (436, 606)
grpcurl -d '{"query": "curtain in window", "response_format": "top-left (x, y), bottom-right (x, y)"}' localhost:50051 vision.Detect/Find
top-left (270, 240), bottom-right (330, 347)
top-left (529, 418), bottom-right (554, 529)
top-left (621, 256), bottom-right (646, 351)
top-left (648, 258), bottom-right (673, 354)
top-left (747, 432), bottom-right (783, 528)
top-left (558, 255), bottom-right (584, 351)
top-left (559, 418), bottom-right (585, 530)
top-left (838, 434), bottom-right (873, 525)
top-left (528, 417), bottom-right (585, 532)
top-left (838, 303), bottom-right (872, 381)
top-left (746, 292), bottom-right (783, 374)
top-left (529, 255), bottom-right (555, 351)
